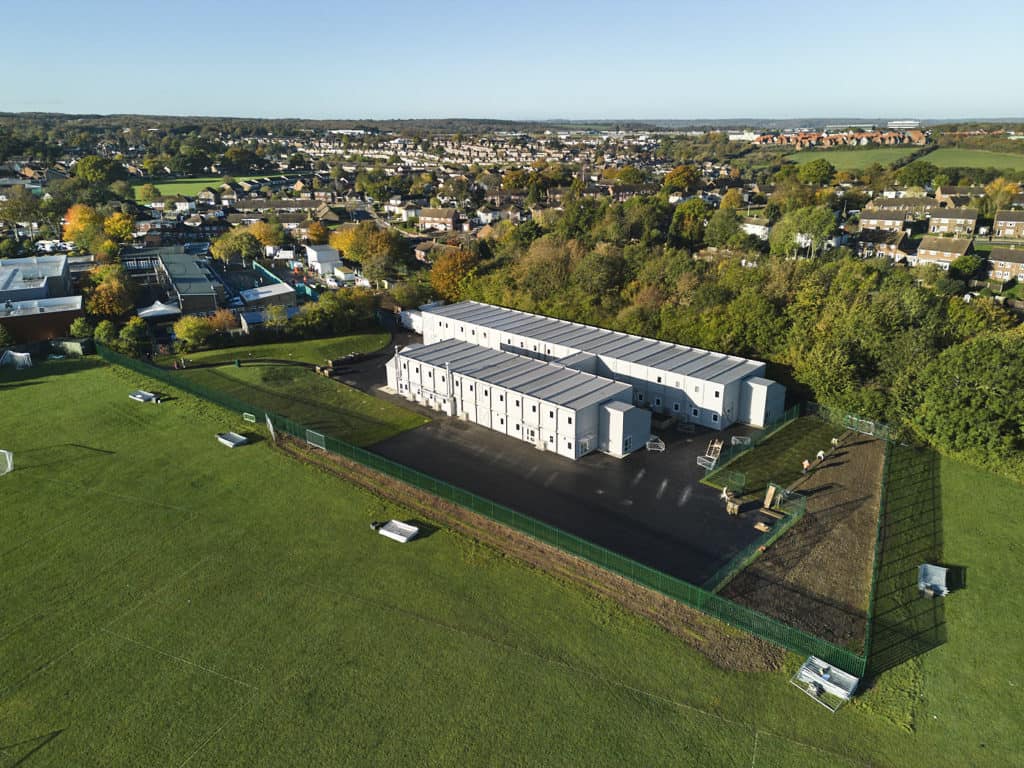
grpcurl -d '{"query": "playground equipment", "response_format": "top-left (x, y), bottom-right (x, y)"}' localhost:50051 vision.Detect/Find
top-left (720, 486), bottom-right (740, 516)
top-left (731, 435), bottom-right (752, 447)
top-left (372, 519), bottom-right (420, 543)
top-left (216, 432), bottom-right (249, 448)
top-left (696, 439), bottom-right (723, 470)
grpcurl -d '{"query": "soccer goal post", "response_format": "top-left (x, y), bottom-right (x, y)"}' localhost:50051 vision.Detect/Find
top-left (0, 450), bottom-right (13, 476)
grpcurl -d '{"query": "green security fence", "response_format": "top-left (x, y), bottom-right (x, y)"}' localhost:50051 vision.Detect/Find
top-left (701, 484), bottom-right (808, 593)
top-left (98, 345), bottom-right (870, 677)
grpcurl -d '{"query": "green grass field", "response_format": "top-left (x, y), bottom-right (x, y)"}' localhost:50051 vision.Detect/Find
top-left (1, 361), bottom-right (1022, 766)
top-left (705, 417), bottom-right (843, 497)
top-left (160, 332), bottom-right (391, 367)
top-left (177, 362), bottom-right (427, 446)
top-left (131, 175), bottom-right (297, 199)
top-left (919, 148), bottom-right (1024, 171)
top-left (784, 147), bottom-right (921, 171)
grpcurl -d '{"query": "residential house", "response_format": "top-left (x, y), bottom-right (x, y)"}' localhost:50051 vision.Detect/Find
top-left (866, 196), bottom-right (940, 216)
top-left (934, 186), bottom-right (984, 207)
top-left (911, 236), bottom-right (973, 269)
top-left (419, 208), bottom-right (459, 232)
top-left (859, 210), bottom-right (908, 232)
top-left (986, 246), bottom-right (1024, 282)
top-left (856, 229), bottom-right (911, 260)
top-left (993, 210), bottom-right (1024, 238)
top-left (929, 208), bottom-right (977, 235)
top-left (196, 187), bottom-right (221, 207)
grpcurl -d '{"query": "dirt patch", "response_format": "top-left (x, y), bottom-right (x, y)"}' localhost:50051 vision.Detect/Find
top-left (721, 433), bottom-right (886, 652)
top-left (277, 435), bottom-right (785, 673)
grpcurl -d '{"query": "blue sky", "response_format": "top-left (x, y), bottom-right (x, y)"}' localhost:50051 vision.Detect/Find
top-left (2, 0), bottom-right (1022, 120)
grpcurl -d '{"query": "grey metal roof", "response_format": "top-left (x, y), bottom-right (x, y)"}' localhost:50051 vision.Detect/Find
top-left (399, 339), bottom-right (630, 410)
top-left (0, 255), bottom-right (67, 292)
top-left (426, 301), bottom-right (765, 386)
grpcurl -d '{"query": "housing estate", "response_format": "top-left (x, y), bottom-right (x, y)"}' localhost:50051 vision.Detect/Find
top-left (928, 208), bottom-right (978, 235)
top-left (987, 246), bottom-right (1024, 282)
top-left (910, 236), bottom-right (973, 269)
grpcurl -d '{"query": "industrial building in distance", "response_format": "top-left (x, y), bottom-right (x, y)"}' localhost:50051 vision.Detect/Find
top-left (418, 301), bottom-right (785, 430)
top-left (387, 301), bottom-right (786, 461)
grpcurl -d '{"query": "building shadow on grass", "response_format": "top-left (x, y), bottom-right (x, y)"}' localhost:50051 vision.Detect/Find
top-left (1, 729), bottom-right (64, 766)
top-left (14, 442), bottom-right (117, 469)
top-left (866, 444), bottom-right (946, 678)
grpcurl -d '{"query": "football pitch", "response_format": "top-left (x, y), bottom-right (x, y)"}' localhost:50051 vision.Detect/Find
top-left (1, 360), bottom-right (1021, 766)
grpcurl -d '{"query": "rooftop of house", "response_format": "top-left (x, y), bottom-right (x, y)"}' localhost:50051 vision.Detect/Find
top-left (930, 207), bottom-right (978, 220)
top-left (989, 246), bottom-right (1024, 264)
top-left (916, 236), bottom-right (973, 256)
top-left (994, 209), bottom-right (1024, 223)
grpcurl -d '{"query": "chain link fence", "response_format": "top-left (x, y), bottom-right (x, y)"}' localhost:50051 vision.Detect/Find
top-left (704, 403), bottom-right (803, 481)
top-left (97, 345), bottom-right (868, 676)
top-left (806, 402), bottom-right (893, 442)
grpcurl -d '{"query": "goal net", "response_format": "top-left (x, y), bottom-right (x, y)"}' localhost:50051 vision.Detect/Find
top-left (0, 450), bottom-right (12, 476)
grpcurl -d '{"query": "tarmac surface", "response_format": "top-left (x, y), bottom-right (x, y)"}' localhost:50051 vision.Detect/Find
top-left (369, 414), bottom-right (763, 586)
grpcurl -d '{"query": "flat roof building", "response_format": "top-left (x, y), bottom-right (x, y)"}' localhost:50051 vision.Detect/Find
top-left (386, 338), bottom-right (651, 460)
top-left (420, 301), bottom-right (785, 430)
top-left (0, 255), bottom-right (71, 302)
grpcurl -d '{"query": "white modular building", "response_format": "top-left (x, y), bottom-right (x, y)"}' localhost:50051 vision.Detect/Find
top-left (385, 338), bottom-right (651, 460)
top-left (419, 301), bottom-right (785, 430)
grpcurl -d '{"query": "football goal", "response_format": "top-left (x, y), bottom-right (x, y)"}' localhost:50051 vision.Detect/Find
top-left (0, 449), bottom-right (12, 476)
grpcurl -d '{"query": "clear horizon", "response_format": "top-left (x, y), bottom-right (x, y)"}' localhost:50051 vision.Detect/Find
top-left (2, 0), bottom-right (1022, 121)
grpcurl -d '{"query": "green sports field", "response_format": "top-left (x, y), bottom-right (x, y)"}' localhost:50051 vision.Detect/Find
top-left (132, 175), bottom-right (296, 199)
top-left (1, 360), bottom-right (1022, 766)
top-left (165, 331), bottom-right (391, 367)
top-left (784, 147), bottom-right (920, 170)
top-left (918, 147), bottom-right (1024, 171)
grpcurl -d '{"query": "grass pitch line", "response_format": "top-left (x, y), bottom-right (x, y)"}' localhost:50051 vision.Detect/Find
top-left (750, 728), bottom-right (759, 767)
top-left (175, 688), bottom-right (261, 768)
top-left (308, 584), bottom-right (867, 766)
top-left (100, 628), bottom-right (257, 690)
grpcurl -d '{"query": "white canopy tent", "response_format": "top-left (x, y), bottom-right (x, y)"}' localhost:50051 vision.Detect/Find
top-left (0, 350), bottom-right (32, 369)
top-left (136, 300), bottom-right (182, 320)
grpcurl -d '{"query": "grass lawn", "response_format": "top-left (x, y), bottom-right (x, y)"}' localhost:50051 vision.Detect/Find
top-left (158, 331), bottom-right (391, 367)
top-left (131, 175), bottom-right (296, 199)
top-left (176, 362), bottom-right (427, 446)
top-left (784, 147), bottom-right (921, 171)
top-left (1, 362), bottom-right (1022, 766)
top-left (704, 416), bottom-right (843, 498)
top-left (918, 148), bottom-right (1024, 171)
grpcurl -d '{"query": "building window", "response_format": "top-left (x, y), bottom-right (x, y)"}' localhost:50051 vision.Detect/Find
top-left (714, 390), bottom-right (720, 398)
top-left (515, 424), bottom-right (520, 431)
top-left (500, 418), bottom-right (504, 425)
top-left (549, 410), bottom-right (554, 418)
top-left (440, 375), bottom-right (445, 383)
top-left (468, 384), bottom-right (473, 392)
top-left (549, 435), bottom-right (554, 444)
top-left (712, 413), bottom-right (719, 423)
top-left (484, 389), bottom-right (488, 396)
top-left (567, 442), bottom-right (573, 451)
top-left (515, 399), bottom-right (519, 406)
top-left (427, 370), bottom-right (432, 377)
top-left (567, 416), bottom-right (572, 425)
top-left (673, 403), bottom-right (680, 412)
top-left (638, 393), bottom-right (644, 402)
top-left (655, 397), bottom-right (661, 407)
top-left (692, 407), bottom-right (699, 417)
top-left (499, 394), bottom-right (504, 402)
top-left (656, 376), bottom-right (662, 383)
top-left (531, 405), bottom-right (536, 413)
top-left (414, 367), bottom-right (419, 373)
top-left (459, 326), bottom-right (463, 332)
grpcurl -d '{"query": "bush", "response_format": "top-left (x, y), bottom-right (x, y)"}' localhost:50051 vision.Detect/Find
top-left (69, 317), bottom-right (95, 338)
top-left (0, 324), bottom-right (14, 347)
top-left (94, 319), bottom-right (117, 345)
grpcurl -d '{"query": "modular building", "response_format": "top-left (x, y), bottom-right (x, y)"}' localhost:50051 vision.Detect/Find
top-left (385, 338), bottom-right (651, 460)
top-left (420, 302), bottom-right (785, 429)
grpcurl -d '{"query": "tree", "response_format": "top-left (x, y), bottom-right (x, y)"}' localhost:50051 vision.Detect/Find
top-left (0, 184), bottom-right (39, 241)
top-left (210, 229), bottom-right (262, 264)
top-left (68, 317), bottom-right (94, 338)
top-left (264, 304), bottom-right (290, 333)
top-left (306, 220), bottom-right (328, 244)
top-left (63, 203), bottom-right (104, 250)
top-left (329, 225), bottom-right (358, 256)
top-left (669, 197), bottom-right (710, 247)
top-left (705, 208), bottom-right (741, 248)
top-left (85, 264), bottom-right (134, 317)
top-left (74, 155), bottom-right (122, 187)
top-left (662, 165), bottom-right (701, 194)
top-left (208, 308), bottom-right (239, 332)
top-left (430, 247), bottom-right (479, 301)
top-left (117, 316), bottom-right (148, 356)
top-left (896, 161), bottom-right (938, 189)
top-left (136, 183), bottom-right (161, 204)
top-left (950, 253), bottom-right (983, 282)
top-left (909, 330), bottom-right (1024, 466)
top-left (173, 315), bottom-right (214, 350)
top-left (246, 220), bottom-right (285, 247)
top-left (797, 158), bottom-right (836, 186)
top-left (719, 188), bottom-right (743, 211)
top-left (94, 319), bottom-right (117, 345)
top-left (103, 211), bottom-right (134, 243)
top-left (979, 177), bottom-right (1019, 217)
